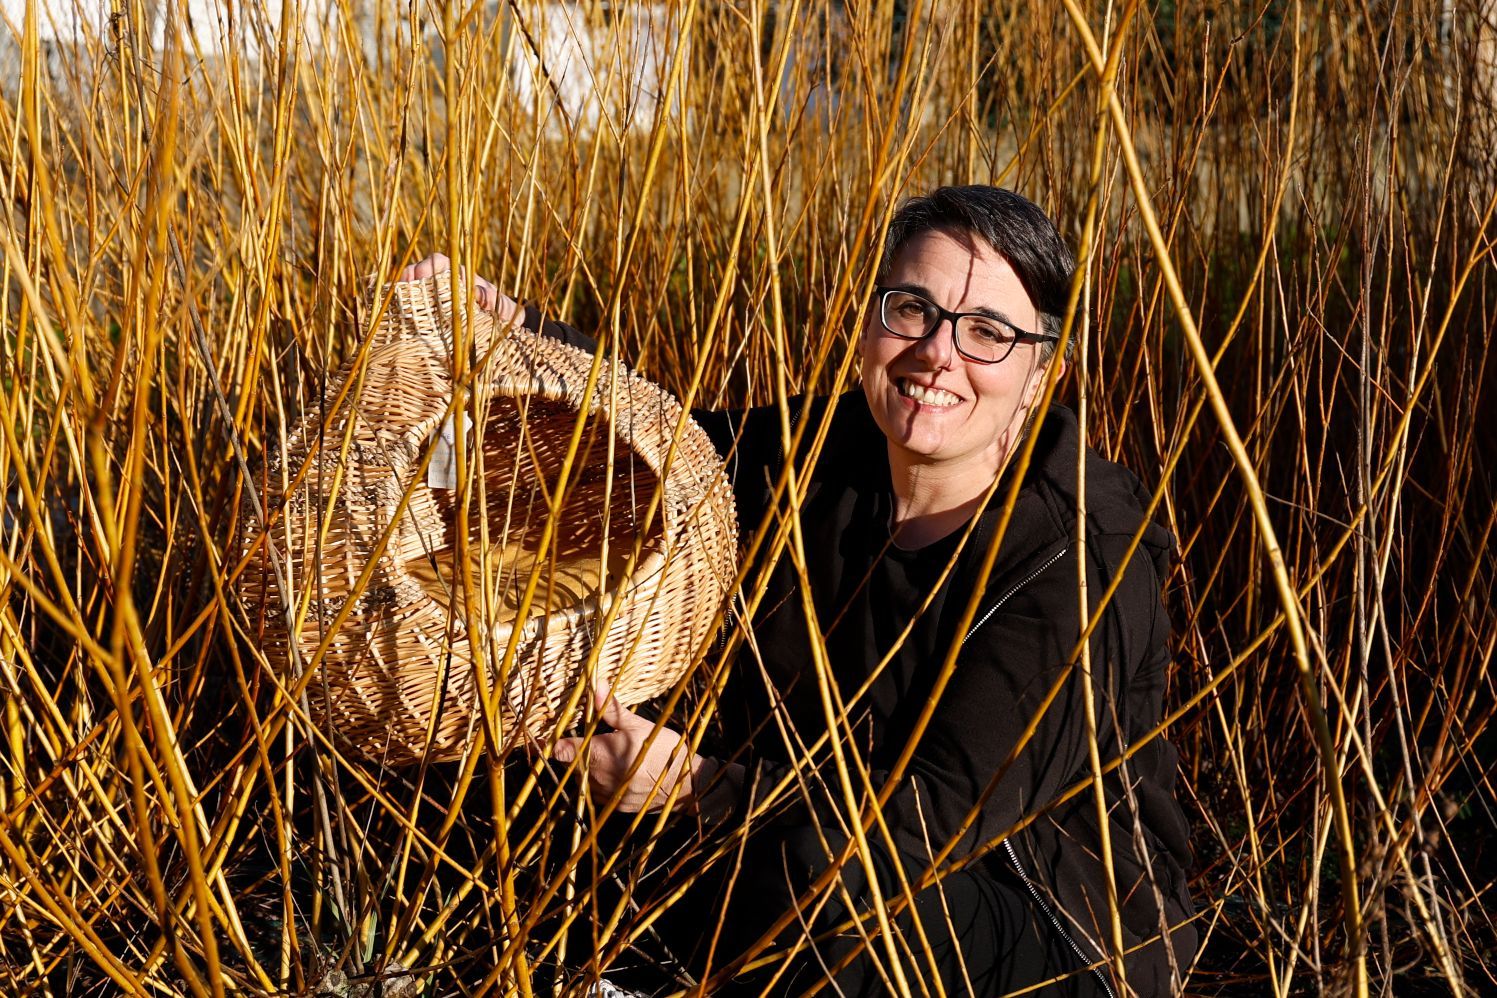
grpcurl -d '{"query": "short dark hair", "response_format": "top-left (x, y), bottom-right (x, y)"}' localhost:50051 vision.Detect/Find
top-left (878, 186), bottom-right (1076, 360)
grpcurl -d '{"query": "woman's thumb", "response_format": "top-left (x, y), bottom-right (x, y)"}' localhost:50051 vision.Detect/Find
top-left (552, 738), bottom-right (579, 763)
top-left (595, 681), bottom-right (640, 730)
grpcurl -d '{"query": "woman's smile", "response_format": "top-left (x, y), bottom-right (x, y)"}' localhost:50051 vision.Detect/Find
top-left (895, 377), bottom-right (965, 408)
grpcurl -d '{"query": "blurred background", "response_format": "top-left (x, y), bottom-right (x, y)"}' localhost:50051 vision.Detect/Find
top-left (0, 0), bottom-right (1494, 994)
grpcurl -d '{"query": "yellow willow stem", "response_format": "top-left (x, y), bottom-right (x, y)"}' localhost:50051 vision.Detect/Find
top-left (0, 819), bottom-right (148, 994)
top-left (1055, 1), bottom-right (1367, 993)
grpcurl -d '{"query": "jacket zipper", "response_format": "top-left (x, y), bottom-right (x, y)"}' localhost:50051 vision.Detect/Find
top-left (962, 545), bottom-right (1119, 998)
top-left (963, 546), bottom-right (1068, 642)
top-left (775, 397), bottom-right (805, 471)
top-left (1003, 839), bottom-right (1117, 998)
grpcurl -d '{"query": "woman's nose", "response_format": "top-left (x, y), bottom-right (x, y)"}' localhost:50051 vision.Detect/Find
top-left (911, 317), bottom-right (959, 368)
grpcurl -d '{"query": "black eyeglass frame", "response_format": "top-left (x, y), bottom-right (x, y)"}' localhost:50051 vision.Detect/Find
top-left (872, 285), bottom-right (1059, 365)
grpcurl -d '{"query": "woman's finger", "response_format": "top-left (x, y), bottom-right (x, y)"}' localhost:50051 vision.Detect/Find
top-left (594, 682), bottom-right (627, 730)
top-left (595, 681), bottom-right (654, 733)
top-left (474, 279), bottom-right (496, 310)
top-left (400, 252), bottom-right (450, 282)
top-left (552, 736), bottom-right (581, 764)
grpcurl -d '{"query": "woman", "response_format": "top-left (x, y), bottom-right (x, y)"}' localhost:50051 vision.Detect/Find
top-left (404, 186), bottom-right (1196, 996)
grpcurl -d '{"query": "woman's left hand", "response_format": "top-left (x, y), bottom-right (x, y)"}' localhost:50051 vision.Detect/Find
top-left (552, 687), bottom-right (702, 813)
top-left (398, 252), bottom-right (519, 322)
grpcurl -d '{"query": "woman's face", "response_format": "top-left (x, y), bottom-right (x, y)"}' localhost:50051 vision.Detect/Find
top-left (860, 228), bottom-right (1057, 484)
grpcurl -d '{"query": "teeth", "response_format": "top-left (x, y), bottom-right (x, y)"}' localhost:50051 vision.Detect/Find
top-left (899, 379), bottom-right (961, 407)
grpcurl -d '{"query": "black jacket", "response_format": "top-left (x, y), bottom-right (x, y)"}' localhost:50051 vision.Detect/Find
top-left (525, 315), bottom-right (1197, 994)
top-left (694, 392), bottom-right (1197, 997)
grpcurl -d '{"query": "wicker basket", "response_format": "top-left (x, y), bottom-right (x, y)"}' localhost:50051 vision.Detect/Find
top-left (237, 272), bottom-right (739, 765)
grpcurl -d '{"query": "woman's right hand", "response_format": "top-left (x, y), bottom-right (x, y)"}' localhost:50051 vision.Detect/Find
top-left (552, 685), bottom-right (706, 814)
top-left (399, 252), bottom-right (521, 324)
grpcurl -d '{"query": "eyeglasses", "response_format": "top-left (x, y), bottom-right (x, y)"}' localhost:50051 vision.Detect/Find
top-left (873, 286), bottom-right (1058, 364)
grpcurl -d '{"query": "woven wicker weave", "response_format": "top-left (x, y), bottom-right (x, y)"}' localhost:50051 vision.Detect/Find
top-left (237, 272), bottom-right (738, 765)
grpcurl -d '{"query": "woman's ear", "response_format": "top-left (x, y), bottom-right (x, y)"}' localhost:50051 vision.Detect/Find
top-left (856, 305), bottom-right (875, 356)
top-left (1039, 349), bottom-right (1067, 381)
top-left (1019, 352), bottom-right (1066, 414)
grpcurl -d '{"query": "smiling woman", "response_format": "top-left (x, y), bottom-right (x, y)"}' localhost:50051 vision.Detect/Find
top-left (861, 224), bottom-right (1064, 550)
top-left (405, 185), bottom-right (1196, 997)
